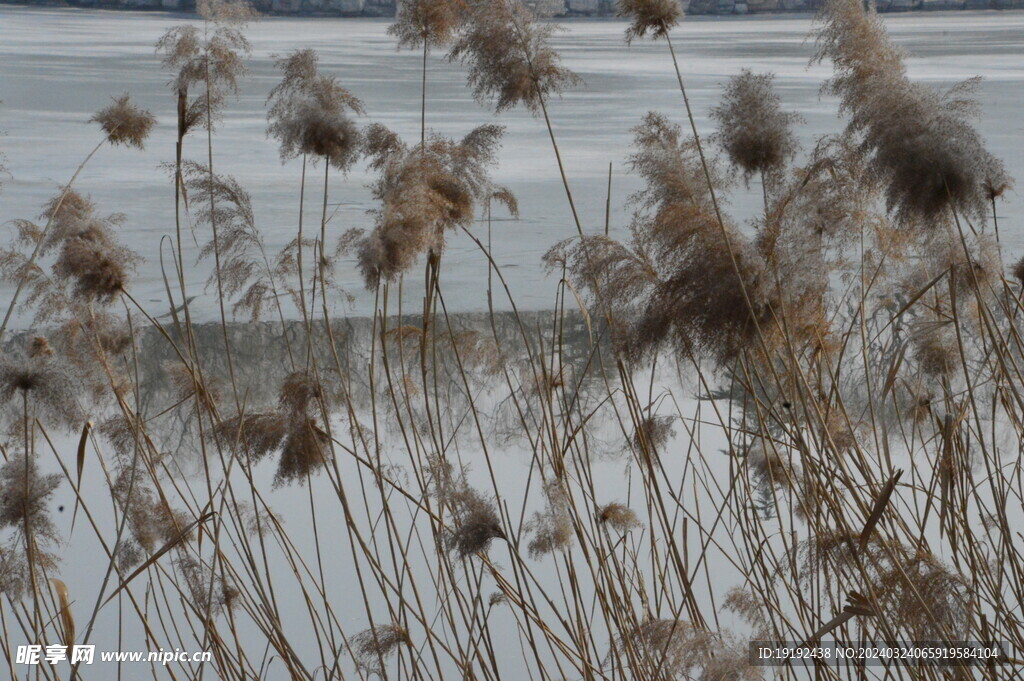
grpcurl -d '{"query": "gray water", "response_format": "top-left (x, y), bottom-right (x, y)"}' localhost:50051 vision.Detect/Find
top-left (1, 7), bottom-right (1022, 322)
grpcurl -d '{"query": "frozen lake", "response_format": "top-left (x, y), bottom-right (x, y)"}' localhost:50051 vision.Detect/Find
top-left (1, 6), bottom-right (1022, 321)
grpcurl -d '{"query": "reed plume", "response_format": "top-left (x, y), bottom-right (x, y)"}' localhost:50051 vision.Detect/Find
top-left (90, 95), bottom-right (156, 149)
top-left (0, 457), bottom-right (62, 545)
top-left (156, 0), bottom-right (255, 135)
top-left (216, 371), bottom-right (332, 485)
top-left (816, 0), bottom-right (1010, 223)
top-left (449, 0), bottom-right (580, 114)
top-left (350, 623), bottom-right (413, 676)
top-left (424, 456), bottom-right (506, 557)
top-left (911, 322), bottom-right (960, 378)
top-left (608, 618), bottom-right (716, 677)
top-left (596, 503), bottom-right (640, 532)
top-left (390, 0), bottom-right (466, 49)
top-left (552, 112), bottom-right (775, 364)
top-left (111, 472), bottom-right (193, 560)
top-left (7, 187), bottom-right (140, 305)
top-left (344, 124), bottom-right (510, 288)
top-left (710, 70), bottom-right (801, 188)
top-left (0, 338), bottom-right (82, 438)
top-left (266, 49), bottom-right (364, 171)
top-left (617, 0), bottom-right (682, 43)
top-left (526, 479), bottom-right (574, 558)
top-left (628, 114), bottom-right (771, 363)
top-left (179, 161), bottom-right (280, 320)
top-left (632, 413), bottom-right (675, 453)
top-left (0, 457), bottom-right (62, 598)
top-left (1010, 257), bottom-right (1024, 286)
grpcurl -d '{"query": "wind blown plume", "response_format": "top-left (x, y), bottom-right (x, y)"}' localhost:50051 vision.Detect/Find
top-left (617, 0), bottom-right (682, 43)
top-left (90, 95), bottom-right (157, 149)
top-left (449, 0), bottom-right (580, 114)
top-left (711, 70), bottom-right (801, 186)
top-left (179, 161), bottom-right (278, 320)
top-left (424, 456), bottom-right (506, 557)
top-left (526, 479), bottom-right (574, 558)
top-left (156, 0), bottom-right (255, 134)
top-left (216, 371), bottom-right (333, 485)
top-left (349, 624), bottom-right (412, 677)
top-left (343, 124), bottom-right (512, 288)
top-left (558, 113), bottom-right (773, 364)
top-left (816, 0), bottom-right (1010, 223)
top-left (266, 49), bottom-right (364, 170)
top-left (390, 0), bottom-right (467, 48)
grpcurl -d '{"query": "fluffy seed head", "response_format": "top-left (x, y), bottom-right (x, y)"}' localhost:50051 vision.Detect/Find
top-left (389, 0), bottom-right (467, 49)
top-left (1011, 256), bottom-right (1024, 286)
top-left (618, 0), bottom-right (682, 43)
top-left (816, 0), bottom-right (1009, 223)
top-left (0, 457), bottom-right (62, 540)
top-left (53, 237), bottom-right (132, 301)
top-left (596, 503), bottom-right (640, 532)
top-left (344, 124), bottom-right (508, 288)
top-left (526, 480), bottom-right (574, 558)
top-left (350, 624), bottom-right (412, 677)
top-left (449, 1), bottom-right (580, 115)
top-left (90, 95), bottom-right (156, 149)
top-left (451, 508), bottom-right (506, 557)
top-left (711, 70), bottom-right (801, 183)
top-left (267, 50), bottom-right (364, 170)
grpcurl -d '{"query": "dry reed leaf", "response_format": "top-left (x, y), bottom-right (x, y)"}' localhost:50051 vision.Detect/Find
top-left (102, 510), bottom-right (215, 608)
top-left (880, 344), bottom-right (907, 400)
top-left (71, 420), bottom-right (92, 530)
top-left (49, 578), bottom-right (75, 647)
top-left (858, 469), bottom-right (902, 552)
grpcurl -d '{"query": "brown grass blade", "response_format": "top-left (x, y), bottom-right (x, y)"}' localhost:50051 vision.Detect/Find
top-left (71, 420), bottom-right (92, 531)
top-left (858, 469), bottom-right (903, 552)
top-left (102, 511), bottom-right (214, 608)
top-left (50, 578), bottom-right (75, 647)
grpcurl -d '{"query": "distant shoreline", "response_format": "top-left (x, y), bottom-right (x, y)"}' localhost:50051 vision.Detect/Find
top-left (2, 0), bottom-right (1022, 18)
